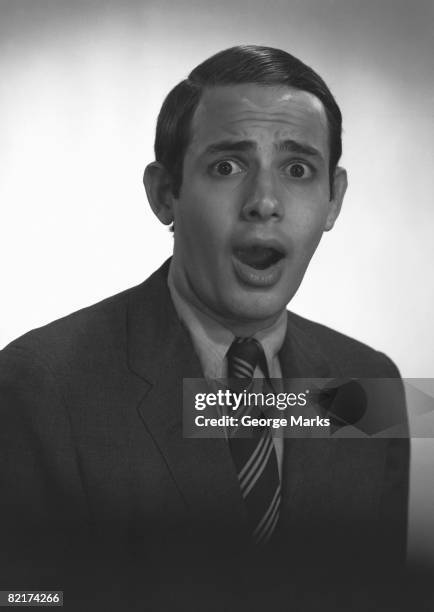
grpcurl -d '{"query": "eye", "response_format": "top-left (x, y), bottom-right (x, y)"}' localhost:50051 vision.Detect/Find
top-left (211, 160), bottom-right (244, 176)
top-left (285, 162), bottom-right (313, 179)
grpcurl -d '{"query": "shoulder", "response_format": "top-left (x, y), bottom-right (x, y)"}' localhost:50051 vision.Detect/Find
top-left (286, 310), bottom-right (400, 378)
top-left (1, 284), bottom-right (135, 371)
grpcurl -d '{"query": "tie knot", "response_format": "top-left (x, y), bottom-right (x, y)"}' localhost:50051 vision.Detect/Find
top-left (227, 337), bottom-right (262, 380)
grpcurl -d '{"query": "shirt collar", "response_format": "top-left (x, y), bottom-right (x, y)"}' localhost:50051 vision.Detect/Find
top-left (167, 266), bottom-right (287, 380)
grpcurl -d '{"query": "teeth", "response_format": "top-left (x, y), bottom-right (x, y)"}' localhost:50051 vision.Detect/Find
top-left (235, 246), bottom-right (282, 270)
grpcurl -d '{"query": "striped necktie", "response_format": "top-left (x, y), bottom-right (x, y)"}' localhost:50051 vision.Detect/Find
top-left (227, 337), bottom-right (281, 545)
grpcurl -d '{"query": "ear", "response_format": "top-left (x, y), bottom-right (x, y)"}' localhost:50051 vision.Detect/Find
top-left (143, 162), bottom-right (176, 225)
top-left (324, 166), bottom-right (348, 231)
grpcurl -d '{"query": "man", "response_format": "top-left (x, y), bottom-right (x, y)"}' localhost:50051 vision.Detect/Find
top-left (0, 46), bottom-right (409, 610)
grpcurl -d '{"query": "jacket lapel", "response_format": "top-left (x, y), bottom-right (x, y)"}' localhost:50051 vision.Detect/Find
top-left (127, 260), bottom-right (249, 536)
top-left (278, 312), bottom-right (334, 538)
top-left (279, 312), bottom-right (334, 380)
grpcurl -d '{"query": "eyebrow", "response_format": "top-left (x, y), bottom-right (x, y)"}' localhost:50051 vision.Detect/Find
top-left (277, 139), bottom-right (322, 158)
top-left (203, 138), bottom-right (322, 159)
top-left (204, 140), bottom-right (255, 154)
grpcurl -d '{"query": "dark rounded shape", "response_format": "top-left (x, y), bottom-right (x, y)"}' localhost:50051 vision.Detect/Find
top-left (217, 161), bottom-right (234, 176)
top-left (289, 163), bottom-right (305, 178)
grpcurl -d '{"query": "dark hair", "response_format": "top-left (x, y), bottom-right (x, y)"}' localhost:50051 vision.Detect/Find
top-left (154, 44), bottom-right (342, 198)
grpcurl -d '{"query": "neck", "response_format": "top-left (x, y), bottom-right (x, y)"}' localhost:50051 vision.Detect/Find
top-left (169, 262), bottom-right (284, 338)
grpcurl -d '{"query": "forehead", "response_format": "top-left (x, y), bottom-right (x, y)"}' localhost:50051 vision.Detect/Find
top-left (189, 83), bottom-right (329, 156)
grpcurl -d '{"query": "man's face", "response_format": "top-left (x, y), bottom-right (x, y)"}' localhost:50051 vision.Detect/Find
top-left (170, 83), bottom-right (345, 332)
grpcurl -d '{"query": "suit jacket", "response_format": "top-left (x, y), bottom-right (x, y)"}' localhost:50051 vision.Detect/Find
top-left (0, 259), bottom-right (409, 610)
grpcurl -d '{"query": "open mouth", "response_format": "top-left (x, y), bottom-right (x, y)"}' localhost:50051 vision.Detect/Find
top-left (233, 245), bottom-right (285, 270)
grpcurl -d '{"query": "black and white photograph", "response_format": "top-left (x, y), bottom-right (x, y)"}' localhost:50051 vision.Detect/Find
top-left (1, 1), bottom-right (433, 610)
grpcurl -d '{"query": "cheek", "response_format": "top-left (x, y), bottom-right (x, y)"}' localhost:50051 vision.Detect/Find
top-left (290, 199), bottom-right (329, 231)
top-left (286, 201), bottom-right (330, 257)
top-left (290, 183), bottom-right (330, 219)
top-left (176, 188), bottom-right (234, 253)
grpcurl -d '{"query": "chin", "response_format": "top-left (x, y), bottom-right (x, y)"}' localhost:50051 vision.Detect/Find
top-left (225, 292), bottom-right (288, 324)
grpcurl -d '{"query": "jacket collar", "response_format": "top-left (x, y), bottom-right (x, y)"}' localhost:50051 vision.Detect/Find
top-left (127, 259), bottom-right (197, 383)
top-left (280, 312), bottom-right (333, 380)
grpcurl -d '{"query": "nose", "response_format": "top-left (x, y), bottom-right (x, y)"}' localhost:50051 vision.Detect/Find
top-left (241, 168), bottom-right (283, 223)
